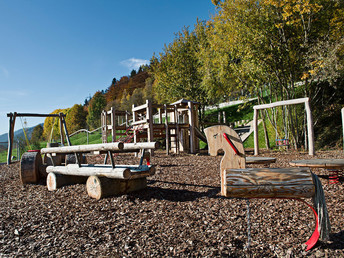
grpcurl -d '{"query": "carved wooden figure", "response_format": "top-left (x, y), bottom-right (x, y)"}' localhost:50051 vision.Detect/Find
top-left (204, 125), bottom-right (330, 251)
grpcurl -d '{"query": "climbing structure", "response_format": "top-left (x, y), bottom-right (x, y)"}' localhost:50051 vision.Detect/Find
top-left (101, 99), bottom-right (201, 154)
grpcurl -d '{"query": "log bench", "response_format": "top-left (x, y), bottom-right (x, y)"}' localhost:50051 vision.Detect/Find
top-left (20, 142), bottom-right (158, 199)
top-left (204, 125), bottom-right (330, 251)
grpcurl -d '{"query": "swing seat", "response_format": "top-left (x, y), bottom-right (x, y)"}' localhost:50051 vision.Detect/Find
top-left (275, 138), bottom-right (289, 147)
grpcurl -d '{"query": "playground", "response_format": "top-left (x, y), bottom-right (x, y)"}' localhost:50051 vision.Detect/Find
top-left (0, 149), bottom-right (343, 256)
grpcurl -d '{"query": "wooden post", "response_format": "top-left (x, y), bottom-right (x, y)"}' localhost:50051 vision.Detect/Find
top-left (132, 104), bottom-right (137, 144)
top-left (188, 101), bottom-right (195, 154)
top-left (110, 107), bottom-right (116, 142)
top-left (305, 99), bottom-right (314, 156)
top-left (146, 99), bottom-right (154, 155)
top-left (101, 110), bottom-right (107, 143)
top-left (164, 105), bottom-right (170, 155)
top-left (59, 113), bottom-right (65, 145)
top-left (253, 108), bottom-right (259, 155)
top-left (174, 105), bottom-right (180, 154)
top-left (342, 107), bottom-right (344, 152)
top-left (7, 112), bottom-right (16, 164)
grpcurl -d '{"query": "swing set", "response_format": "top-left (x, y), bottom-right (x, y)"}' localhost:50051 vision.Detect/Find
top-left (6, 112), bottom-right (71, 165)
top-left (253, 97), bottom-right (315, 156)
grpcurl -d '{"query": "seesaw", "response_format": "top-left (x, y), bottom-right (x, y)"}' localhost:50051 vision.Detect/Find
top-left (204, 125), bottom-right (330, 250)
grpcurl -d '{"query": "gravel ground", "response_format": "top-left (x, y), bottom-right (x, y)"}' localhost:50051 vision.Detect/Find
top-left (0, 149), bottom-right (343, 257)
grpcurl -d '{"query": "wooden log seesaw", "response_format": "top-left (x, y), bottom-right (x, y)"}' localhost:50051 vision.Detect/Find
top-left (204, 125), bottom-right (331, 251)
top-left (20, 141), bottom-right (158, 200)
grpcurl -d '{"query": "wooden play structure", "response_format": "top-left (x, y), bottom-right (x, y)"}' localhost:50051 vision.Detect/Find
top-left (7, 112), bottom-right (71, 165)
top-left (253, 97), bottom-right (315, 156)
top-left (101, 99), bottom-right (204, 154)
top-left (101, 107), bottom-right (131, 143)
top-left (20, 141), bottom-right (158, 200)
top-left (204, 125), bottom-right (330, 250)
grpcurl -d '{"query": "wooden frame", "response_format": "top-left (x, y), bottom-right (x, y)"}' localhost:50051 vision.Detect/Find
top-left (6, 112), bottom-right (71, 164)
top-left (253, 97), bottom-right (314, 156)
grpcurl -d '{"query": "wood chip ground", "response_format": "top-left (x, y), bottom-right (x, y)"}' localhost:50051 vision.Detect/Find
top-left (0, 150), bottom-right (343, 257)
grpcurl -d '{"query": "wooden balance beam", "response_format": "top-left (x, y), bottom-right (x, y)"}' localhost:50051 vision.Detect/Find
top-left (204, 125), bottom-right (330, 251)
top-left (20, 142), bottom-right (158, 199)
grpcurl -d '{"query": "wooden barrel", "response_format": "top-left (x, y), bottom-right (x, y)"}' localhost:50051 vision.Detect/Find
top-left (225, 167), bottom-right (315, 198)
top-left (20, 151), bottom-right (42, 184)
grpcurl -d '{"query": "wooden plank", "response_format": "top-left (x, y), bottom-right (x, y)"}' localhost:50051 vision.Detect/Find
top-left (225, 167), bottom-right (315, 198)
top-left (245, 156), bottom-right (276, 165)
top-left (132, 103), bottom-right (148, 112)
top-left (289, 159), bottom-right (344, 169)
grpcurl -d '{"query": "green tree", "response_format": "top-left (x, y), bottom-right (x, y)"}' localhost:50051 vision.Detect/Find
top-left (31, 124), bottom-right (43, 142)
top-left (86, 91), bottom-right (106, 129)
top-left (66, 104), bottom-right (87, 133)
top-left (43, 109), bottom-right (69, 142)
top-left (150, 26), bottom-right (206, 104)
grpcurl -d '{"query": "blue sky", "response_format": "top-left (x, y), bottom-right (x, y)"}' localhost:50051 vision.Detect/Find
top-left (0, 0), bottom-right (215, 136)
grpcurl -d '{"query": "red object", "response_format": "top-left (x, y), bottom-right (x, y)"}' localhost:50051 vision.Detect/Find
top-left (223, 133), bottom-right (240, 155)
top-left (146, 158), bottom-right (151, 166)
top-left (329, 170), bottom-right (339, 184)
top-left (28, 150), bottom-right (40, 153)
top-left (295, 199), bottom-right (320, 251)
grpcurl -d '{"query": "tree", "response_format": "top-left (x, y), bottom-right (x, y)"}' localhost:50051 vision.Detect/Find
top-left (150, 25), bottom-right (206, 104)
top-left (86, 91), bottom-right (106, 129)
top-left (66, 104), bottom-right (87, 133)
top-left (42, 109), bottom-right (69, 141)
top-left (130, 69), bottom-right (137, 77)
top-left (31, 124), bottom-right (43, 143)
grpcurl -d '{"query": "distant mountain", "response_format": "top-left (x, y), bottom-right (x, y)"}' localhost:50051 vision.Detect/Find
top-left (0, 123), bottom-right (44, 143)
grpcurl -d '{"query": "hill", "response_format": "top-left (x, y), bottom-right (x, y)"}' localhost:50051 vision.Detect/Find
top-left (0, 123), bottom-right (43, 143)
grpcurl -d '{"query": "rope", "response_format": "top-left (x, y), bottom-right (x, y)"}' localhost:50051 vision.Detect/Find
top-left (311, 173), bottom-right (331, 240)
top-left (20, 117), bottom-right (32, 150)
top-left (48, 117), bottom-right (56, 144)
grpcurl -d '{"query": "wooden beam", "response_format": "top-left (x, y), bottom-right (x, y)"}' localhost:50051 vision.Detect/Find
top-left (41, 142), bottom-right (124, 154)
top-left (7, 112), bottom-right (65, 118)
top-left (86, 176), bottom-right (147, 200)
top-left (225, 167), bottom-right (314, 198)
top-left (253, 97), bottom-right (309, 110)
top-left (46, 164), bottom-right (131, 179)
top-left (47, 172), bottom-right (87, 191)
